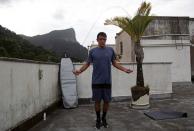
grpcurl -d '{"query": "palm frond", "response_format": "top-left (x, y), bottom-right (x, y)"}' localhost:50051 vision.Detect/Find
top-left (104, 17), bottom-right (129, 29)
top-left (104, 1), bottom-right (153, 43)
top-left (104, 17), bottom-right (135, 38)
top-left (136, 1), bottom-right (152, 16)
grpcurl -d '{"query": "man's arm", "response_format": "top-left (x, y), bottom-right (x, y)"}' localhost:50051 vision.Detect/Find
top-left (72, 62), bottom-right (90, 75)
top-left (112, 60), bottom-right (133, 74)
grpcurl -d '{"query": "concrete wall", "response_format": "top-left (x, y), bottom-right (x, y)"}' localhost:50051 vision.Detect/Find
top-left (189, 19), bottom-right (194, 44)
top-left (143, 16), bottom-right (189, 39)
top-left (74, 62), bottom-right (172, 99)
top-left (0, 58), bottom-right (60, 131)
top-left (142, 40), bottom-right (191, 82)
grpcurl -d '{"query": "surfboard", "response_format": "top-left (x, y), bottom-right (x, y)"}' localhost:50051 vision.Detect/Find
top-left (60, 58), bottom-right (78, 108)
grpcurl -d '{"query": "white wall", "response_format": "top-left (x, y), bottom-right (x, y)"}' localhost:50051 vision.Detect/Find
top-left (74, 62), bottom-right (172, 99)
top-left (142, 40), bottom-right (191, 82)
top-left (0, 58), bottom-right (60, 131)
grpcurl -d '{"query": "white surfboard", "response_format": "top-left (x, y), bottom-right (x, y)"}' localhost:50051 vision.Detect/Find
top-left (60, 58), bottom-right (78, 108)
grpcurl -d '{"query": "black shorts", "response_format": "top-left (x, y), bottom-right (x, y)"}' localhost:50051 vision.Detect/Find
top-left (92, 84), bottom-right (112, 102)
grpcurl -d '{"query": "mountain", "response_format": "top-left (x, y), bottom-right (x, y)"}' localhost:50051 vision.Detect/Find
top-left (21, 28), bottom-right (88, 62)
top-left (0, 25), bottom-right (59, 62)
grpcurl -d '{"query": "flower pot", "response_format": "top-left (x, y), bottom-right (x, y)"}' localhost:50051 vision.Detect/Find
top-left (131, 86), bottom-right (150, 109)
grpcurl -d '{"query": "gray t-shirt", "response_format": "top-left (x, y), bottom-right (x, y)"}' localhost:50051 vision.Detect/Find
top-left (87, 46), bottom-right (116, 84)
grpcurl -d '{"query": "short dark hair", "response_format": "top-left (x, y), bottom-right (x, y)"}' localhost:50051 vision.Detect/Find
top-left (97, 32), bottom-right (107, 39)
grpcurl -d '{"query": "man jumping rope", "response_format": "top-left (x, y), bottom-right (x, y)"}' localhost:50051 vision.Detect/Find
top-left (73, 32), bottom-right (133, 129)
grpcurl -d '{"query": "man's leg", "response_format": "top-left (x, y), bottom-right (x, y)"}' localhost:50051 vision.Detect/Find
top-left (101, 87), bottom-right (111, 128)
top-left (92, 86), bottom-right (102, 129)
top-left (102, 101), bottom-right (109, 121)
top-left (95, 101), bottom-right (101, 121)
top-left (94, 101), bottom-right (102, 129)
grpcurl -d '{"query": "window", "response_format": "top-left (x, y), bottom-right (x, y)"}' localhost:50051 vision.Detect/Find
top-left (120, 42), bottom-right (123, 55)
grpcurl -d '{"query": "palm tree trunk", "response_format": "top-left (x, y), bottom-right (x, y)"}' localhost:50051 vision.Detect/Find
top-left (134, 42), bottom-right (144, 87)
top-left (131, 42), bottom-right (149, 102)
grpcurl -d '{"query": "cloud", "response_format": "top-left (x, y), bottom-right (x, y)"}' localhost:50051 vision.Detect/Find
top-left (53, 9), bottom-right (65, 20)
top-left (0, 0), bottom-right (11, 4)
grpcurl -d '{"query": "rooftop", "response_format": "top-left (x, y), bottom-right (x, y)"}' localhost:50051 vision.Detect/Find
top-left (29, 84), bottom-right (194, 131)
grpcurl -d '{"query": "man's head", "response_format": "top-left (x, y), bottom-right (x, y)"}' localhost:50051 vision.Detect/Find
top-left (97, 32), bottom-right (107, 48)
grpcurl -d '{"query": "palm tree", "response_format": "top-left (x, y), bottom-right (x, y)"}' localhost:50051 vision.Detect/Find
top-left (104, 1), bottom-right (153, 102)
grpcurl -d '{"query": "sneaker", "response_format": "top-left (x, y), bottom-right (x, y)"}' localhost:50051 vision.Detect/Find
top-left (102, 119), bottom-right (109, 128)
top-left (95, 119), bottom-right (101, 130)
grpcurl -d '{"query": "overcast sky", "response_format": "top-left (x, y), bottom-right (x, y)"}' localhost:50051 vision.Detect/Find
top-left (0, 0), bottom-right (194, 47)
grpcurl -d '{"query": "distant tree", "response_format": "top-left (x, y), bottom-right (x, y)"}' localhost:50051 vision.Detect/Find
top-left (0, 47), bottom-right (9, 57)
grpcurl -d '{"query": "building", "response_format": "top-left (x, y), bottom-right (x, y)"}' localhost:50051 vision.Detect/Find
top-left (115, 16), bottom-right (194, 83)
top-left (115, 31), bottom-right (134, 62)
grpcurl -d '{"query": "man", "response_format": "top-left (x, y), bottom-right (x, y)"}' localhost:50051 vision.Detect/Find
top-left (73, 32), bottom-right (133, 129)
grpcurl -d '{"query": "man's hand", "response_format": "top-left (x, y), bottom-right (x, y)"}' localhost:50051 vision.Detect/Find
top-left (72, 62), bottom-right (90, 76)
top-left (72, 69), bottom-right (82, 76)
top-left (124, 69), bottom-right (133, 74)
top-left (112, 60), bottom-right (133, 74)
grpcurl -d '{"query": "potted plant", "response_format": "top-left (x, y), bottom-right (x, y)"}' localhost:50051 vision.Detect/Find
top-left (104, 1), bottom-right (153, 109)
